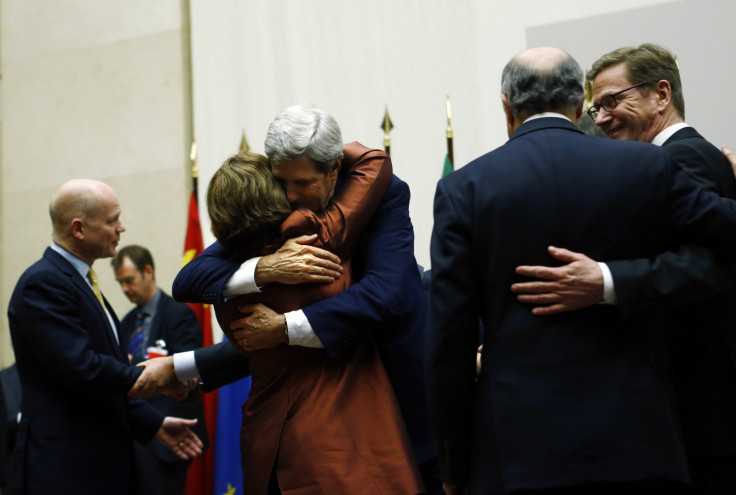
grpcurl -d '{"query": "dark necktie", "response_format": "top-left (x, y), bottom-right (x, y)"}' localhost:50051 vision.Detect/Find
top-left (128, 309), bottom-right (146, 362)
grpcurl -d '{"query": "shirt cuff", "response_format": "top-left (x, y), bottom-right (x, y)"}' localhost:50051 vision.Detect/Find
top-left (599, 262), bottom-right (618, 305)
top-left (285, 310), bottom-right (324, 348)
top-left (223, 256), bottom-right (262, 300)
top-left (173, 351), bottom-right (200, 382)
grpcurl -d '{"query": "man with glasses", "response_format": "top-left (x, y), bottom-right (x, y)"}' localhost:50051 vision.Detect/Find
top-left (512, 43), bottom-right (736, 494)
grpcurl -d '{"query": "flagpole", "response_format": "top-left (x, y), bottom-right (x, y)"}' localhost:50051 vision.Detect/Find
top-left (381, 106), bottom-right (393, 156)
top-left (190, 141), bottom-right (198, 204)
top-left (446, 95), bottom-right (454, 168)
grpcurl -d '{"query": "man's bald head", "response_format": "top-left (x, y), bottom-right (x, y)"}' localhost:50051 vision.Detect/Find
top-left (50, 179), bottom-right (114, 238)
top-left (49, 179), bottom-right (125, 264)
top-left (501, 47), bottom-right (585, 122)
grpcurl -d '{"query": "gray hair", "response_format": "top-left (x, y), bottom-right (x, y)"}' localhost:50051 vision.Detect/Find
top-left (501, 50), bottom-right (585, 120)
top-left (264, 104), bottom-right (344, 174)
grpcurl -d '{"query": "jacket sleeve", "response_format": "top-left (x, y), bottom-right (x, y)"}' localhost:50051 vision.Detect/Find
top-left (302, 177), bottom-right (425, 356)
top-left (11, 270), bottom-right (143, 393)
top-left (608, 142), bottom-right (736, 314)
top-left (194, 341), bottom-right (251, 392)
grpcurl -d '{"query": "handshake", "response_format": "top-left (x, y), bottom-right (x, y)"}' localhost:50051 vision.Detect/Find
top-left (127, 356), bottom-right (197, 400)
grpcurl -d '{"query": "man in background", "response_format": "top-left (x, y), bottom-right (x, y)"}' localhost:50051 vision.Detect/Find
top-left (113, 244), bottom-right (208, 495)
top-left (512, 43), bottom-right (736, 494)
top-left (6, 179), bottom-right (202, 495)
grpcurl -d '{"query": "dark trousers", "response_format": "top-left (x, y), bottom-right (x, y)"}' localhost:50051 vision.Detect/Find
top-left (133, 441), bottom-right (190, 495)
top-left (675, 454), bottom-right (736, 495)
top-left (513, 480), bottom-right (689, 495)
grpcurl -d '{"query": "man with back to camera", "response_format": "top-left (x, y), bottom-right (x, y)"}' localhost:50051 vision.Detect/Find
top-left (6, 179), bottom-right (202, 495)
top-left (112, 244), bottom-right (209, 495)
top-left (128, 105), bottom-right (442, 494)
top-left (510, 43), bottom-right (736, 494)
top-left (426, 46), bottom-right (736, 495)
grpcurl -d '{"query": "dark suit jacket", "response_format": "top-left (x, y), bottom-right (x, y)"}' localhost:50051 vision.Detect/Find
top-left (120, 291), bottom-right (208, 462)
top-left (6, 248), bottom-right (163, 495)
top-left (606, 126), bottom-right (736, 459)
top-left (173, 143), bottom-right (435, 463)
top-left (427, 117), bottom-right (736, 494)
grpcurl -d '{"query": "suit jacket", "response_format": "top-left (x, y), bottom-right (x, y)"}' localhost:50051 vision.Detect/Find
top-left (606, 126), bottom-right (736, 459)
top-left (6, 248), bottom-right (163, 495)
top-left (427, 117), bottom-right (736, 494)
top-left (173, 142), bottom-right (435, 462)
top-left (120, 291), bottom-right (208, 462)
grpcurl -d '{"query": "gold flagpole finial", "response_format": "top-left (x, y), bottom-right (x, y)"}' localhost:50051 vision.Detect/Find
top-left (584, 79), bottom-right (593, 108)
top-left (380, 106), bottom-right (394, 152)
top-left (189, 141), bottom-right (198, 179)
top-left (446, 95), bottom-right (453, 139)
top-left (239, 131), bottom-right (250, 152)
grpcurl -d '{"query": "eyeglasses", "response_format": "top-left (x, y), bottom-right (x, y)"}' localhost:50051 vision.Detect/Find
top-left (587, 81), bottom-right (650, 119)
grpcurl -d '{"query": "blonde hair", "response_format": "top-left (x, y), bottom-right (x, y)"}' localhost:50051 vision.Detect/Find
top-left (206, 151), bottom-right (291, 254)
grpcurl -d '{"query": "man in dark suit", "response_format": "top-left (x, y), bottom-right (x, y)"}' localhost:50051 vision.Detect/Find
top-left (130, 105), bottom-right (440, 493)
top-left (6, 179), bottom-right (202, 495)
top-left (511, 43), bottom-right (736, 494)
top-left (426, 47), bottom-right (736, 495)
top-left (112, 245), bottom-right (208, 495)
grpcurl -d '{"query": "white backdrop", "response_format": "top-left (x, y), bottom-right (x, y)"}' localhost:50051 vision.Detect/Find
top-left (188, 0), bottom-right (734, 268)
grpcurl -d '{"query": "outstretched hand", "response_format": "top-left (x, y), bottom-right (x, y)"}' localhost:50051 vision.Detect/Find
top-left (128, 356), bottom-right (195, 399)
top-left (156, 417), bottom-right (203, 460)
top-left (255, 234), bottom-right (342, 286)
top-left (511, 246), bottom-right (604, 315)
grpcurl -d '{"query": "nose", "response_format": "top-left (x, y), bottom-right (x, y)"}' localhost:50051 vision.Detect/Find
top-left (594, 107), bottom-right (611, 126)
top-left (118, 222), bottom-right (126, 234)
top-left (285, 185), bottom-right (299, 205)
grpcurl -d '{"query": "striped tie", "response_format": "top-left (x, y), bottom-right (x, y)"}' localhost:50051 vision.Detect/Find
top-left (128, 310), bottom-right (146, 362)
top-left (87, 268), bottom-right (106, 310)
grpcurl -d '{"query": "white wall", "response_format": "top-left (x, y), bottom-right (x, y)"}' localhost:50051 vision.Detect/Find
top-left (188, 0), bottom-right (704, 271)
top-left (0, 0), bottom-right (193, 367)
top-left (4, 0), bottom-right (733, 366)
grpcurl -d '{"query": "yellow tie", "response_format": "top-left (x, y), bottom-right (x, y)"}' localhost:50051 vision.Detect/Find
top-left (88, 267), bottom-right (106, 309)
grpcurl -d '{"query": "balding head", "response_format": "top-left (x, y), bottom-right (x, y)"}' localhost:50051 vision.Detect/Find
top-left (50, 179), bottom-right (125, 264)
top-left (501, 47), bottom-right (585, 130)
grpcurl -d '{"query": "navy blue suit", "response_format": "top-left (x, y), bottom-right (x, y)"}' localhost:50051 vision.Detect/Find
top-left (120, 291), bottom-right (208, 494)
top-left (7, 248), bottom-right (163, 495)
top-left (606, 126), bottom-right (736, 491)
top-left (173, 175), bottom-right (435, 464)
top-left (427, 117), bottom-right (736, 494)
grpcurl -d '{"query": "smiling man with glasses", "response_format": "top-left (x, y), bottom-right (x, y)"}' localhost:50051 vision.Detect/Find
top-left (512, 43), bottom-right (736, 495)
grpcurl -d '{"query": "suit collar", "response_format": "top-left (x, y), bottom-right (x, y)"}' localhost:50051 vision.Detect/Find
top-left (652, 123), bottom-right (690, 146)
top-left (510, 116), bottom-right (583, 142)
top-left (661, 125), bottom-right (702, 146)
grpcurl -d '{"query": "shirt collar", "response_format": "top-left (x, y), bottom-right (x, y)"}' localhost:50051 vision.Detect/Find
top-left (525, 112), bottom-right (572, 123)
top-left (140, 289), bottom-right (161, 317)
top-left (50, 242), bottom-right (91, 280)
top-left (651, 123), bottom-right (690, 147)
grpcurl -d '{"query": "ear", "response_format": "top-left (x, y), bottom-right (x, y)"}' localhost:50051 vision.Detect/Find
top-left (70, 218), bottom-right (85, 240)
top-left (143, 264), bottom-right (154, 279)
top-left (501, 94), bottom-right (515, 137)
top-left (654, 79), bottom-right (672, 111)
top-left (329, 156), bottom-right (342, 180)
top-left (576, 99), bottom-right (585, 119)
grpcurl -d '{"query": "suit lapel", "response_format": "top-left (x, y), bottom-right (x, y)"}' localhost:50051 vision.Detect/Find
top-left (44, 249), bottom-right (125, 361)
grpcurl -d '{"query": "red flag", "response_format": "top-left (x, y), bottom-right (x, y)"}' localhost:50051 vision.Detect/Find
top-left (183, 189), bottom-right (218, 495)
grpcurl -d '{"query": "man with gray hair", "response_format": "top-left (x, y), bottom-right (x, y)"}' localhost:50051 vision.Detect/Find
top-left (511, 43), bottom-right (736, 494)
top-left (426, 46), bottom-right (736, 494)
top-left (132, 105), bottom-right (441, 493)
